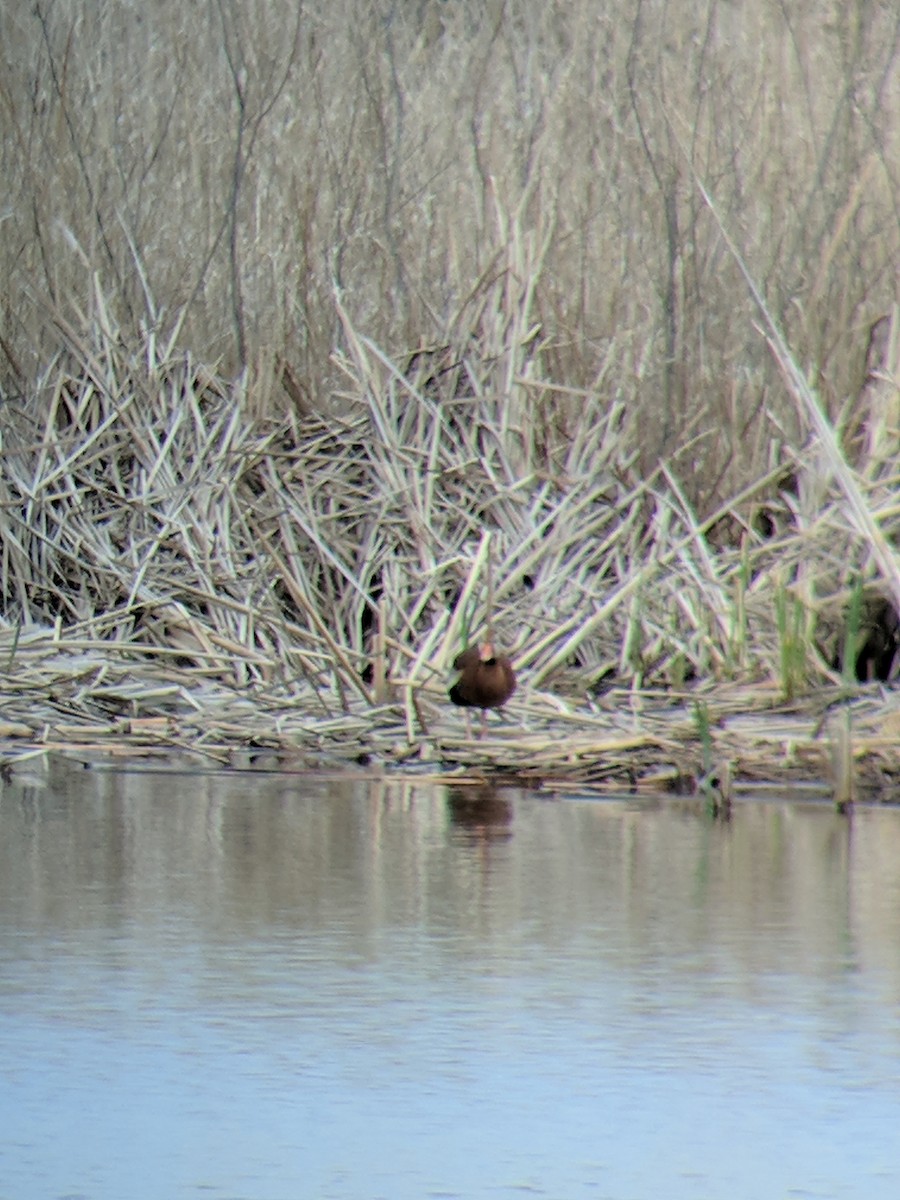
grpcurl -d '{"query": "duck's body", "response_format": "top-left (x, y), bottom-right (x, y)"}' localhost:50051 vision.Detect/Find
top-left (449, 643), bottom-right (516, 733)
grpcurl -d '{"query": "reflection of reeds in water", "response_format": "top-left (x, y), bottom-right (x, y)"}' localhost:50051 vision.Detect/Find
top-left (830, 707), bottom-right (856, 814)
top-left (10, 768), bottom-right (900, 1008)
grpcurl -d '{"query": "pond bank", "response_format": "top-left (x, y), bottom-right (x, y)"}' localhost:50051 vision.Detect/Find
top-left (1, 639), bottom-right (898, 800)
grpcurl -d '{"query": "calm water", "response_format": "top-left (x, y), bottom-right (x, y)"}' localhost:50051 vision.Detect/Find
top-left (2, 760), bottom-right (900, 1200)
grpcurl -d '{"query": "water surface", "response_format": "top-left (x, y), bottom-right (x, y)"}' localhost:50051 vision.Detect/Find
top-left (2, 760), bottom-right (899, 1199)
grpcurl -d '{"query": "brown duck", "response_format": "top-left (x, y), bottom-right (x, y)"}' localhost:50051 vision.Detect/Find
top-left (449, 642), bottom-right (516, 735)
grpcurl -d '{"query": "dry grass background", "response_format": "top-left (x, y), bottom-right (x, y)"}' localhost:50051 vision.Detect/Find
top-left (1, 1), bottom-right (899, 786)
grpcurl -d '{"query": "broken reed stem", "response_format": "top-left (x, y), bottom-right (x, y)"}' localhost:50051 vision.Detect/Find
top-left (486, 530), bottom-right (495, 643)
top-left (254, 532), bottom-right (370, 711)
top-left (831, 706), bottom-right (855, 813)
top-left (373, 598), bottom-right (388, 704)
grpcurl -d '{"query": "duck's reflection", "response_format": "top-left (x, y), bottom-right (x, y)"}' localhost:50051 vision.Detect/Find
top-left (446, 784), bottom-right (514, 841)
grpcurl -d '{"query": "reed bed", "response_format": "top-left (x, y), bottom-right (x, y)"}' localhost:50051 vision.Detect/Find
top-left (0, 290), bottom-right (899, 799)
top-left (1, 2), bottom-right (899, 798)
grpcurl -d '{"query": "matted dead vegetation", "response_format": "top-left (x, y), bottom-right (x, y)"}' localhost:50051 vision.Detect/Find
top-left (1, 2), bottom-right (899, 796)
